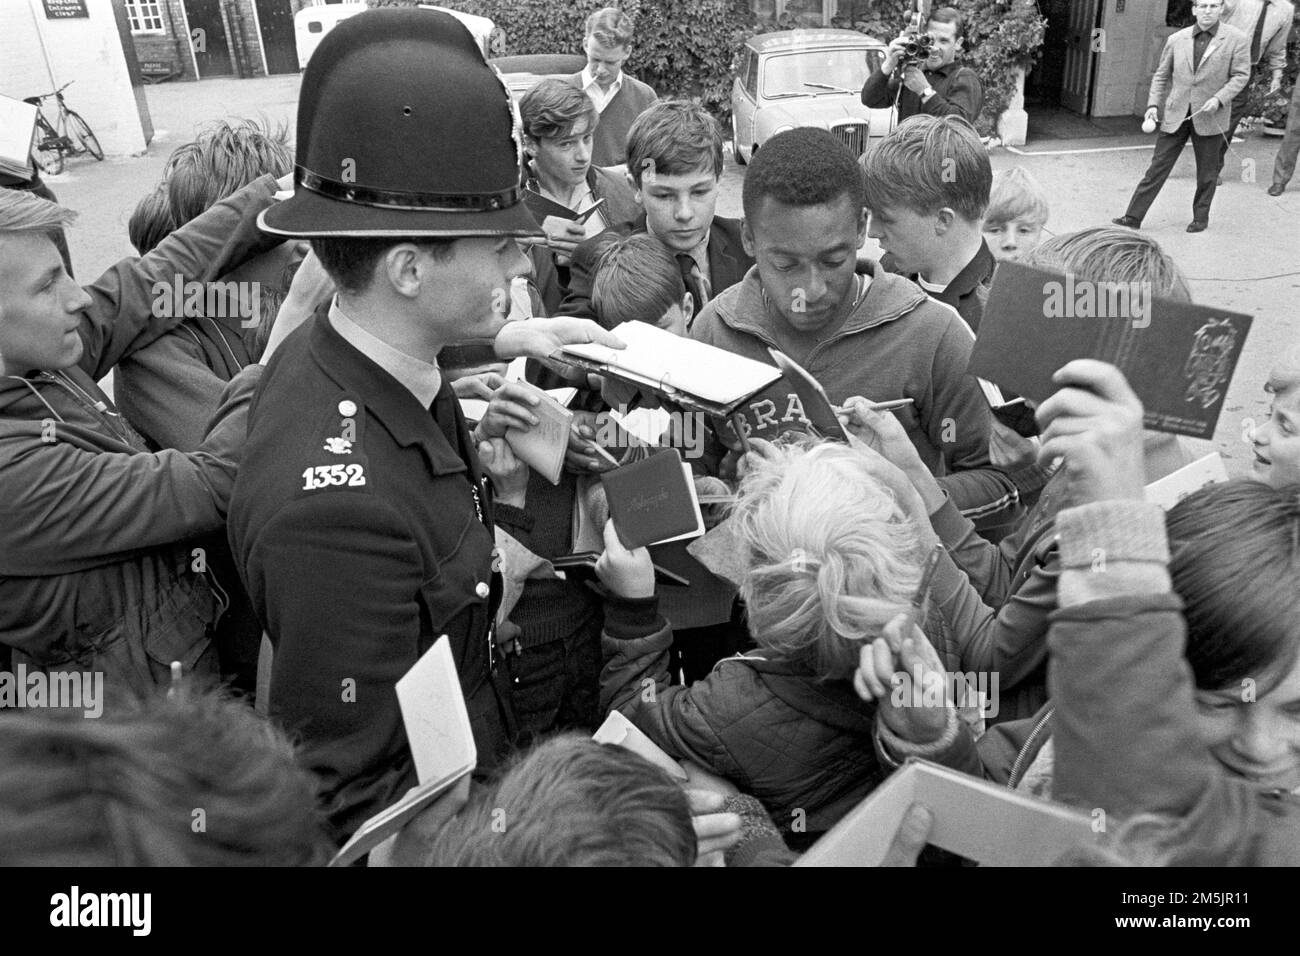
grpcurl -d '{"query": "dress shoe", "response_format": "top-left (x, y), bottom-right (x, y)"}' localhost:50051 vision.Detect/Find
top-left (1111, 215), bottom-right (1141, 228)
top-left (1186, 220), bottom-right (1208, 233)
top-left (1268, 183), bottom-right (1286, 196)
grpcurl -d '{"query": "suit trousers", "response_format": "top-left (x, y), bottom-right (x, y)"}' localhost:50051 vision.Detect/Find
top-left (1272, 81), bottom-right (1300, 187)
top-left (1126, 115), bottom-right (1226, 223)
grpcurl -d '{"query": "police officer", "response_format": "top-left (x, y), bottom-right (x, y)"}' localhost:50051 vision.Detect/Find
top-left (227, 8), bottom-right (622, 842)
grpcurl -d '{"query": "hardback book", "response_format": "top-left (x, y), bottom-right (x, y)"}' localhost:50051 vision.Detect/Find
top-left (970, 260), bottom-right (1252, 439)
top-left (599, 448), bottom-right (704, 549)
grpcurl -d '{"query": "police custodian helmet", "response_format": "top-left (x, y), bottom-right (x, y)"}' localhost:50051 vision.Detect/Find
top-left (259, 6), bottom-right (541, 239)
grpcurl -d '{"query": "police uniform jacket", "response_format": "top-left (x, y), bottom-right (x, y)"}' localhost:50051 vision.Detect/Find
top-left (228, 311), bottom-right (513, 842)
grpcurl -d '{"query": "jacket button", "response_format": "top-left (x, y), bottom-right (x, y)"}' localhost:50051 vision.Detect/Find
top-left (338, 400), bottom-right (357, 417)
top-left (475, 581), bottom-right (490, 599)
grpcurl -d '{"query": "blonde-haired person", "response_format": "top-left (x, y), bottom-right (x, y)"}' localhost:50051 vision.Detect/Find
top-left (983, 166), bottom-right (1049, 262)
top-left (597, 436), bottom-right (983, 848)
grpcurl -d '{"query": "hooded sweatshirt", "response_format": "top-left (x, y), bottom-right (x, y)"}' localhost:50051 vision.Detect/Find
top-left (689, 262), bottom-right (1020, 523)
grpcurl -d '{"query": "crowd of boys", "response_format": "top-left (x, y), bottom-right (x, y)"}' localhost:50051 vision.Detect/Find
top-left (1, 5), bottom-right (1297, 867)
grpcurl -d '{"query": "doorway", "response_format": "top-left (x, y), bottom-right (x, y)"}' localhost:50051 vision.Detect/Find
top-left (255, 0), bottom-right (300, 74)
top-left (184, 0), bottom-right (235, 77)
top-left (1028, 0), bottom-right (1101, 115)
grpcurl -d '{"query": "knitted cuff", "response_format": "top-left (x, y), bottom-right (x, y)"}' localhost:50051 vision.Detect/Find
top-left (1056, 501), bottom-right (1169, 570)
top-left (492, 502), bottom-right (534, 534)
top-left (603, 594), bottom-right (663, 640)
top-left (722, 793), bottom-right (789, 868)
top-left (874, 706), bottom-right (959, 768)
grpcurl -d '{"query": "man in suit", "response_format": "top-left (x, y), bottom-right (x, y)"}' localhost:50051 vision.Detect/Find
top-left (1217, 0), bottom-right (1295, 177)
top-left (226, 9), bottom-right (618, 842)
top-left (1269, 74), bottom-right (1300, 194)
top-left (567, 7), bottom-right (658, 167)
top-left (557, 100), bottom-right (754, 324)
top-left (1113, 1), bottom-right (1251, 233)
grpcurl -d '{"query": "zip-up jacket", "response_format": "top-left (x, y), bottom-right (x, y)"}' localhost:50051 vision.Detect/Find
top-left (0, 175), bottom-right (279, 694)
top-left (689, 262), bottom-right (1021, 525)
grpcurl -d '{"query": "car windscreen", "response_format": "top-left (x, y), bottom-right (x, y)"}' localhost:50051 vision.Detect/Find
top-left (761, 48), bottom-right (882, 98)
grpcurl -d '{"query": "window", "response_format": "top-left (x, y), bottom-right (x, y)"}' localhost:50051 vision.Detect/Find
top-left (126, 1), bottom-right (166, 35)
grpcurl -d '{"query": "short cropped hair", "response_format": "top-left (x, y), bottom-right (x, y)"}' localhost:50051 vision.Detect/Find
top-left (1021, 227), bottom-right (1192, 302)
top-left (585, 6), bottom-right (635, 48)
top-left (0, 187), bottom-right (76, 239)
top-left (986, 166), bottom-right (1049, 229)
top-left (311, 236), bottom-right (452, 295)
top-left (1265, 345), bottom-right (1300, 396)
top-left (928, 6), bottom-right (967, 37)
top-left (592, 233), bottom-right (686, 329)
top-left (424, 734), bottom-right (696, 866)
top-left (128, 185), bottom-right (176, 255)
top-left (164, 118), bottom-right (293, 228)
top-left (734, 440), bottom-right (926, 679)
top-left (861, 114), bottom-right (991, 221)
top-left (520, 78), bottom-right (598, 143)
top-left (0, 683), bottom-right (332, 866)
top-left (626, 100), bottom-right (725, 187)
top-left (741, 127), bottom-right (865, 222)
top-left (1167, 479), bottom-right (1300, 694)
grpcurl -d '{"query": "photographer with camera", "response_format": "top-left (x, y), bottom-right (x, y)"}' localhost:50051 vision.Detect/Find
top-left (861, 6), bottom-right (983, 126)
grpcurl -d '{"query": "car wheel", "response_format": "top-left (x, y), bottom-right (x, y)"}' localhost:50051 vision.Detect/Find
top-left (732, 116), bottom-right (747, 167)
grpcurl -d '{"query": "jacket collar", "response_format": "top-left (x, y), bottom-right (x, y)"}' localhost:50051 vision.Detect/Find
top-left (944, 239), bottom-right (996, 300)
top-left (307, 313), bottom-right (467, 477)
top-left (710, 259), bottom-right (930, 348)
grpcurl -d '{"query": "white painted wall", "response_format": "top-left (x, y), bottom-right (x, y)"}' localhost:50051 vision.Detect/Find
top-left (0, 0), bottom-right (148, 156)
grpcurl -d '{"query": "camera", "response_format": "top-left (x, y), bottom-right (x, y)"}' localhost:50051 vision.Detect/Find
top-left (898, 32), bottom-right (934, 67)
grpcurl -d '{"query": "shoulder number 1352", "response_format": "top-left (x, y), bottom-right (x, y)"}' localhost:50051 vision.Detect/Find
top-left (302, 464), bottom-right (366, 490)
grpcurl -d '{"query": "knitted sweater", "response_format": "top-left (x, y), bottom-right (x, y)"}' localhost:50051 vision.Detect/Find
top-left (568, 72), bottom-right (659, 167)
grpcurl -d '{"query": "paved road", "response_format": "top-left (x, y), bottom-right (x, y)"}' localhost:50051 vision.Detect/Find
top-left (48, 75), bottom-right (1300, 476)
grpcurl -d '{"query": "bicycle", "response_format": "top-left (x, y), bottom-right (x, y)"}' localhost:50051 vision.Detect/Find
top-left (25, 81), bottom-right (104, 176)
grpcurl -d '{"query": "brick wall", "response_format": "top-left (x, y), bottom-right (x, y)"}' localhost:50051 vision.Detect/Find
top-left (0, 0), bottom-right (149, 156)
top-left (128, 1), bottom-right (198, 82)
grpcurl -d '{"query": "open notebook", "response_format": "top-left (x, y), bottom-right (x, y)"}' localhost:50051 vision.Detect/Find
top-left (559, 321), bottom-right (782, 416)
top-left (329, 637), bottom-right (476, 867)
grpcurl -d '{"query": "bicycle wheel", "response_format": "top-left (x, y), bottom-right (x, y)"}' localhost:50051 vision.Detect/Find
top-left (66, 110), bottom-right (104, 161)
top-left (33, 118), bottom-right (63, 175)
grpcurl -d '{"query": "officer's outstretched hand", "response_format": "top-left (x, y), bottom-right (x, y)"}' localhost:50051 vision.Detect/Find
top-left (478, 435), bottom-right (528, 508)
top-left (493, 316), bottom-right (625, 362)
top-left (594, 519), bottom-right (655, 599)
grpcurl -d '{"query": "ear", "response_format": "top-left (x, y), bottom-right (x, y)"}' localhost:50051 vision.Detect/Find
top-left (933, 207), bottom-right (957, 236)
top-left (522, 134), bottom-right (540, 158)
top-left (383, 242), bottom-right (430, 299)
top-left (741, 217), bottom-right (756, 258)
top-left (855, 207), bottom-right (868, 248)
top-left (628, 169), bottom-right (642, 206)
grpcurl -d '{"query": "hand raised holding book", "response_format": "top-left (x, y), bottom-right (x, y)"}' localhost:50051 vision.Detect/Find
top-left (493, 316), bottom-right (624, 362)
top-left (1035, 360), bottom-right (1146, 507)
top-left (594, 519), bottom-right (655, 600)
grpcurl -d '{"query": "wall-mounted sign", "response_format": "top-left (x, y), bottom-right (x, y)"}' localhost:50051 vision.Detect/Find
top-left (42, 0), bottom-right (90, 19)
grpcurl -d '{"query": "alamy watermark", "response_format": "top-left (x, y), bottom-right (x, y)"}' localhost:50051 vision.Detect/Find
top-left (890, 665), bottom-right (1000, 719)
top-left (0, 665), bottom-right (103, 718)
top-left (151, 274), bottom-right (261, 328)
top-left (1042, 274), bottom-right (1152, 329)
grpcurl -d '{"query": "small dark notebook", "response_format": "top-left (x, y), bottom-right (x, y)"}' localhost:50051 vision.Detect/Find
top-left (599, 448), bottom-right (703, 550)
top-left (970, 261), bottom-right (1252, 440)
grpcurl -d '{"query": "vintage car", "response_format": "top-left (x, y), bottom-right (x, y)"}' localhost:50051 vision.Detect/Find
top-left (731, 29), bottom-right (896, 165)
top-left (294, 3), bottom-right (503, 69)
